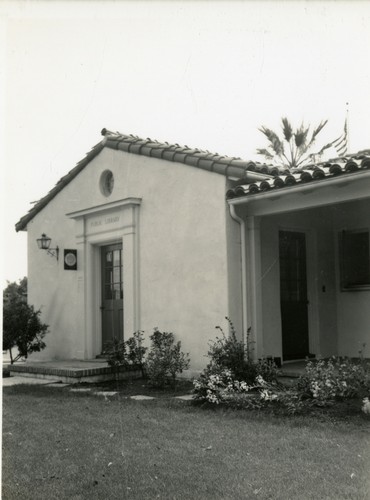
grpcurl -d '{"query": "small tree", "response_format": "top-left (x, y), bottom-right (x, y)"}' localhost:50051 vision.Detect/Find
top-left (3, 278), bottom-right (48, 363)
top-left (257, 117), bottom-right (328, 170)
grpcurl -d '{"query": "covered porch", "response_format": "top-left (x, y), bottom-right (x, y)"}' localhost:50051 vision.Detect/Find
top-left (228, 167), bottom-right (370, 365)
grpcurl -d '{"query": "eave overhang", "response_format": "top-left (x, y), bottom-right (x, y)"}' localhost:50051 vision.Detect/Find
top-left (228, 170), bottom-right (370, 217)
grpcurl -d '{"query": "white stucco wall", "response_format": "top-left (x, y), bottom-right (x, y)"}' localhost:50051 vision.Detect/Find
top-left (332, 200), bottom-right (370, 358)
top-left (26, 147), bottom-right (232, 372)
top-left (27, 200), bottom-right (85, 360)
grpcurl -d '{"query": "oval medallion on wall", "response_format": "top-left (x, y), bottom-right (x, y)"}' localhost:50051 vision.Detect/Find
top-left (100, 170), bottom-right (114, 197)
top-left (64, 249), bottom-right (77, 270)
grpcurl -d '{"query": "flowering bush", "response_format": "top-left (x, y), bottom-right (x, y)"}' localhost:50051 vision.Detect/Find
top-left (193, 370), bottom-right (305, 412)
top-left (362, 397), bottom-right (370, 415)
top-left (194, 344), bottom-right (370, 414)
top-left (193, 318), bottom-right (282, 406)
top-left (193, 367), bottom-right (254, 404)
top-left (297, 357), bottom-right (370, 403)
top-left (205, 318), bottom-right (280, 384)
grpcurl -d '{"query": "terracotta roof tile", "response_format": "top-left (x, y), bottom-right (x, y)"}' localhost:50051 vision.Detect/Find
top-left (226, 155), bottom-right (370, 200)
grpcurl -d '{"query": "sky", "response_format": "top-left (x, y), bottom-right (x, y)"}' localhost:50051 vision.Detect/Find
top-left (1, 0), bottom-right (370, 287)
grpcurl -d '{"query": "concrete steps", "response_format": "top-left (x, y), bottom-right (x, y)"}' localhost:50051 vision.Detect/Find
top-left (7, 360), bottom-right (142, 384)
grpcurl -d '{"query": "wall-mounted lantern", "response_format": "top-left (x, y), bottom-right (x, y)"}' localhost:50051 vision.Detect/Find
top-left (36, 233), bottom-right (59, 261)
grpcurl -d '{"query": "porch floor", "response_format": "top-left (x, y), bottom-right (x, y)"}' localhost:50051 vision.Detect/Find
top-left (5, 358), bottom-right (141, 384)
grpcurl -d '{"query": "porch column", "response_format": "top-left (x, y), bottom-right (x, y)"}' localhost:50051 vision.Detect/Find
top-left (246, 216), bottom-right (264, 360)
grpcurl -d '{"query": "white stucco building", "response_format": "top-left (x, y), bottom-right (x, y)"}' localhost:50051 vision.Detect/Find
top-left (16, 129), bottom-right (370, 374)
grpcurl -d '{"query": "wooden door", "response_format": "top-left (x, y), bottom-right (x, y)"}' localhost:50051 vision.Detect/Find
top-left (279, 231), bottom-right (309, 360)
top-left (101, 244), bottom-right (124, 351)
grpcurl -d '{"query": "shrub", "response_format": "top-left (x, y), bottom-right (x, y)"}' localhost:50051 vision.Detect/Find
top-left (146, 329), bottom-right (190, 387)
top-left (106, 339), bottom-right (128, 368)
top-left (3, 278), bottom-right (48, 363)
top-left (106, 331), bottom-right (147, 376)
top-left (125, 331), bottom-right (147, 371)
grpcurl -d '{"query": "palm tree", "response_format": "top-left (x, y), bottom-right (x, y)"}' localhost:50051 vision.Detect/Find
top-left (257, 117), bottom-right (328, 170)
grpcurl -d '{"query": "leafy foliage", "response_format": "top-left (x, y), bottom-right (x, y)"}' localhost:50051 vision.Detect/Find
top-left (146, 329), bottom-right (190, 387)
top-left (297, 357), bottom-right (370, 403)
top-left (106, 329), bottom-right (190, 386)
top-left (194, 347), bottom-right (370, 415)
top-left (3, 277), bottom-right (27, 304)
top-left (204, 318), bottom-right (279, 384)
top-left (106, 339), bottom-right (128, 368)
top-left (257, 117), bottom-right (328, 169)
top-left (3, 278), bottom-right (48, 363)
top-left (106, 331), bottom-right (147, 376)
top-left (193, 318), bottom-right (281, 404)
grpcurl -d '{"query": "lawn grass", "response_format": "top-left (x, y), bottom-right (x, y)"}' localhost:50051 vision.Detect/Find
top-left (82, 377), bottom-right (195, 398)
top-left (2, 382), bottom-right (370, 500)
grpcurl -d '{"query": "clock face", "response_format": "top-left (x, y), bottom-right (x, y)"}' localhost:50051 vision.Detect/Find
top-left (65, 252), bottom-right (77, 267)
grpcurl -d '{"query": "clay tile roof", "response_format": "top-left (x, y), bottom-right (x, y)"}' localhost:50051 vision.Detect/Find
top-left (15, 128), bottom-right (272, 231)
top-left (226, 153), bottom-right (370, 200)
top-left (101, 129), bottom-right (274, 181)
top-left (16, 127), bottom-right (369, 232)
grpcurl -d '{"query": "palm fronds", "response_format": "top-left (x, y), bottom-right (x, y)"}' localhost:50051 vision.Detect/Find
top-left (294, 124), bottom-right (309, 149)
top-left (256, 148), bottom-right (275, 160)
top-left (257, 117), bottom-right (329, 170)
top-left (281, 117), bottom-right (293, 142)
top-left (258, 127), bottom-right (285, 156)
top-left (310, 120), bottom-right (328, 144)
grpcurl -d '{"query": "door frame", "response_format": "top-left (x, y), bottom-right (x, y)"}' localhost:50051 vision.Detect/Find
top-left (278, 225), bottom-right (320, 362)
top-left (68, 197), bottom-right (141, 359)
top-left (88, 237), bottom-right (124, 357)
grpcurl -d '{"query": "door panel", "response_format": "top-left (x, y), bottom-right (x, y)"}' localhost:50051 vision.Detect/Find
top-left (279, 231), bottom-right (309, 360)
top-left (101, 244), bottom-right (124, 352)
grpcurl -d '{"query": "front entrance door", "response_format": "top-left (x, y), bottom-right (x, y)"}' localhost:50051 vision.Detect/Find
top-left (279, 230), bottom-right (309, 360)
top-left (101, 244), bottom-right (124, 352)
